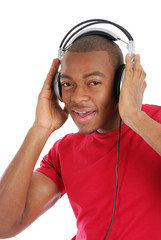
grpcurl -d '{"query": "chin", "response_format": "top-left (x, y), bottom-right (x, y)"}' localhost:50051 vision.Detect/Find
top-left (78, 127), bottom-right (97, 135)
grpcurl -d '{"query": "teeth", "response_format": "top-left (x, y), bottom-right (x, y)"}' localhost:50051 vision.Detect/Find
top-left (75, 111), bottom-right (88, 114)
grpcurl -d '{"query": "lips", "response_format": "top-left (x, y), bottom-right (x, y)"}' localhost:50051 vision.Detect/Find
top-left (74, 111), bottom-right (95, 118)
top-left (71, 109), bottom-right (97, 122)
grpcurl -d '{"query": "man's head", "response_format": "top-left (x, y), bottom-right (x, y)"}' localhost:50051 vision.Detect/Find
top-left (60, 35), bottom-right (124, 134)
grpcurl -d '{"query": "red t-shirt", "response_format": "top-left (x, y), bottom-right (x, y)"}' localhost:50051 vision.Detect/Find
top-left (36, 104), bottom-right (161, 240)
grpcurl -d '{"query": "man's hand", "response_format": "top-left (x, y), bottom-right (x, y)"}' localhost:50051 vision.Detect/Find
top-left (34, 59), bottom-right (68, 134)
top-left (118, 54), bottom-right (147, 127)
top-left (0, 59), bottom-right (68, 238)
top-left (118, 54), bottom-right (161, 156)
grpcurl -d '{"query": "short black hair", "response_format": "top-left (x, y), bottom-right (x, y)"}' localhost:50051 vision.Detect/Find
top-left (67, 35), bottom-right (124, 71)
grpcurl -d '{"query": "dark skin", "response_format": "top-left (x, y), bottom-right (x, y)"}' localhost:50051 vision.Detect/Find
top-left (0, 50), bottom-right (160, 239)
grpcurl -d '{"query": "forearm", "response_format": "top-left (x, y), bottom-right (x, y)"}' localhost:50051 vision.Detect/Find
top-left (0, 125), bottom-right (50, 234)
top-left (126, 110), bottom-right (161, 156)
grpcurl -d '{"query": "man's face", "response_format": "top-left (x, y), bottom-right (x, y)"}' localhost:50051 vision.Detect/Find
top-left (60, 51), bottom-right (120, 134)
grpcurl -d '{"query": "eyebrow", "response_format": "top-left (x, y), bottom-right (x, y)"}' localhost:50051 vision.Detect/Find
top-left (83, 71), bottom-right (105, 78)
top-left (60, 74), bottom-right (72, 80)
top-left (60, 71), bottom-right (105, 80)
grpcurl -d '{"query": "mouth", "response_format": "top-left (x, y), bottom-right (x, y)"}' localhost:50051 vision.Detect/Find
top-left (71, 110), bottom-right (97, 122)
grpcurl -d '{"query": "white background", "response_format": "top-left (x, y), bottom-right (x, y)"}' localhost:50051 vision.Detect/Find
top-left (0, 0), bottom-right (160, 239)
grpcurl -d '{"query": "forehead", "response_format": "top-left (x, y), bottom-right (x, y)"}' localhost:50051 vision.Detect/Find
top-left (61, 51), bottom-right (113, 74)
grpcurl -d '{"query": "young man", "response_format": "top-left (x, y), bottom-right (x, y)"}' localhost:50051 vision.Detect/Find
top-left (0, 35), bottom-right (161, 240)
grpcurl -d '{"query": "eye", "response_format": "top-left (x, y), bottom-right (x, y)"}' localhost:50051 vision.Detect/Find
top-left (61, 82), bottom-right (72, 87)
top-left (90, 81), bottom-right (101, 86)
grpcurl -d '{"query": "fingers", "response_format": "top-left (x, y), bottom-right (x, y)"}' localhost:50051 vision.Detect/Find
top-left (125, 54), bottom-right (146, 85)
top-left (126, 54), bottom-right (146, 77)
top-left (133, 55), bottom-right (145, 80)
top-left (48, 58), bottom-right (60, 79)
top-left (43, 58), bottom-right (60, 91)
top-left (133, 55), bottom-right (147, 95)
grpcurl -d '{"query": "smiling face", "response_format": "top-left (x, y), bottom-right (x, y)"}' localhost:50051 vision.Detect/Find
top-left (60, 50), bottom-right (121, 134)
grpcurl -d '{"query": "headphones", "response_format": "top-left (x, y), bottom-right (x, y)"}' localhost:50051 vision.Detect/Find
top-left (53, 19), bottom-right (135, 103)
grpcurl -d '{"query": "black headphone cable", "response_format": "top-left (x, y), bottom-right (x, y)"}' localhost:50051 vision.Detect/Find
top-left (103, 117), bottom-right (122, 240)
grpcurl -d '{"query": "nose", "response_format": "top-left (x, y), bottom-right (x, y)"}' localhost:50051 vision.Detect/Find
top-left (70, 85), bottom-right (90, 103)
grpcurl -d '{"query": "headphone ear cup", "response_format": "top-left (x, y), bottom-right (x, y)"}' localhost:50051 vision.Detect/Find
top-left (52, 72), bottom-right (62, 101)
top-left (113, 64), bottom-right (125, 103)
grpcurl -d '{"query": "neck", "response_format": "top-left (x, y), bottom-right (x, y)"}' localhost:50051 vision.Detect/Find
top-left (97, 111), bottom-right (123, 134)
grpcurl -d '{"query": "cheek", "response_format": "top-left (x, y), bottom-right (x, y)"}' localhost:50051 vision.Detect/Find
top-left (95, 88), bottom-right (117, 120)
top-left (61, 90), bottom-right (70, 105)
top-left (95, 85), bottom-right (115, 107)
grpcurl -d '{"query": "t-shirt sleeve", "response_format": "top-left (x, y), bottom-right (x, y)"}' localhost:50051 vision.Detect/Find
top-left (143, 104), bottom-right (161, 124)
top-left (153, 106), bottom-right (161, 124)
top-left (36, 140), bottom-right (65, 196)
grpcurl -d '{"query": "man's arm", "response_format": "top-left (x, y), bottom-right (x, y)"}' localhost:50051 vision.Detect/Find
top-left (119, 54), bottom-right (161, 156)
top-left (0, 59), bottom-right (68, 238)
